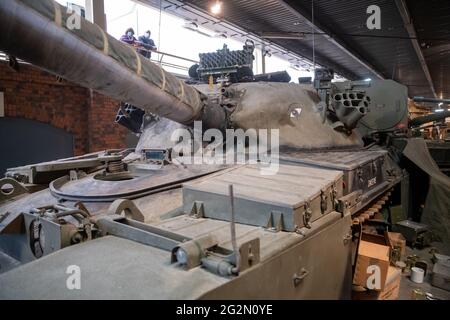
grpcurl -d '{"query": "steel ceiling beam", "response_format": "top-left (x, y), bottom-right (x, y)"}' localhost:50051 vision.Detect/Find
top-left (277, 0), bottom-right (385, 80)
top-left (260, 32), bottom-right (306, 40)
top-left (394, 0), bottom-right (437, 98)
top-left (137, 0), bottom-right (310, 62)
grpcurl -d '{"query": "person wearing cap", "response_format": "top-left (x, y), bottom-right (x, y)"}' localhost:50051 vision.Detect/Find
top-left (120, 27), bottom-right (137, 46)
top-left (137, 30), bottom-right (157, 59)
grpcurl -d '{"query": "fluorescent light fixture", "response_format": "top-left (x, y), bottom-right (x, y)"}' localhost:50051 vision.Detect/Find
top-left (364, 78), bottom-right (371, 81)
top-left (435, 109), bottom-right (444, 112)
top-left (183, 20), bottom-right (215, 37)
top-left (211, 1), bottom-right (222, 15)
top-left (214, 31), bottom-right (228, 38)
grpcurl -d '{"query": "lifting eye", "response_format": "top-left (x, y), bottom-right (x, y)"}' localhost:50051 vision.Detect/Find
top-left (289, 103), bottom-right (303, 119)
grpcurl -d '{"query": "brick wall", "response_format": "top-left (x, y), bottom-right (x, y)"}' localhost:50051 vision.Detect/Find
top-left (88, 91), bottom-right (128, 152)
top-left (0, 62), bottom-right (127, 155)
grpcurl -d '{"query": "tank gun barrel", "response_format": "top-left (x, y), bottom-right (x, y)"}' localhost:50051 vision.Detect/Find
top-left (409, 111), bottom-right (450, 128)
top-left (0, 0), bottom-right (224, 127)
top-left (412, 97), bottom-right (450, 104)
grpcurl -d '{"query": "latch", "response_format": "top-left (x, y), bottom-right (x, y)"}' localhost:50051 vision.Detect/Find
top-left (320, 189), bottom-right (328, 214)
top-left (357, 167), bottom-right (364, 184)
top-left (238, 238), bottom-right (260, 271)
top-left (330, 183), bottom-right (338, 210)
top-left (303, 202), bottom-right (312, 229)
top-left (337, 190), bottom-right (363, 216)
top-left (372, 161), bottom-right (378, 175)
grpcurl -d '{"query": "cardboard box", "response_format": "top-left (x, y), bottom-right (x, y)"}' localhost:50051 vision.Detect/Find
top-left (353, 233), bottom-right (391, 291)
top-left (353, 266), bottom-right (402, 300)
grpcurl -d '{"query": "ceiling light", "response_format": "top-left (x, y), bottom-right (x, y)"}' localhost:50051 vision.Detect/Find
top-left (214, 31), bottom-right (228, 38)
top-left (211, 1), bottom-right (222, 15)
top-left (183, 20), bottom-right (215, 37)
top-left (183, 20), bottom-right (198, 30)
top-left (435, 109), bottom-right (444, 112)
top-left (364, 78), bottom-right (371, 81)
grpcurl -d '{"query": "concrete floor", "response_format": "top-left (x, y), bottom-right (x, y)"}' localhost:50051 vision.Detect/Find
top-left (398, 244), bottom-right (450, 300)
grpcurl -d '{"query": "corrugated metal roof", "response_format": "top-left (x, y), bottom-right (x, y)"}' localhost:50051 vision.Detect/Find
top-left (140, 0), bottom-right (448, 98)
top-left (287, 0), bottom-right (436, 97)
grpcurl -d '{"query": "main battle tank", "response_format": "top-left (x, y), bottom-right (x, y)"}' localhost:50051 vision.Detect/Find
top-left (0, 0), bottom-right (448, 299)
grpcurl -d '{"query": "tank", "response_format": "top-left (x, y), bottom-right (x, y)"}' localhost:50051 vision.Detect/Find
top-left (0, 0), bottom-right (448, 299)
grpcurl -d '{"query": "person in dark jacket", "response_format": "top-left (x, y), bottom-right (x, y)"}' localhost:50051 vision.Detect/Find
top-left (120, 27), bottom-right (137, 45)
top-left (137, 30), bottom-right (157, 59)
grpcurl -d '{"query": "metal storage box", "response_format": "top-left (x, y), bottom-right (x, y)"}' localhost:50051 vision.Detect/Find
top-left (431, 259), bottom-right (450, 291)
top-left (281, 150), bottom-right (388, 195)
top-left (182, 164), bottom-right (343, 232)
